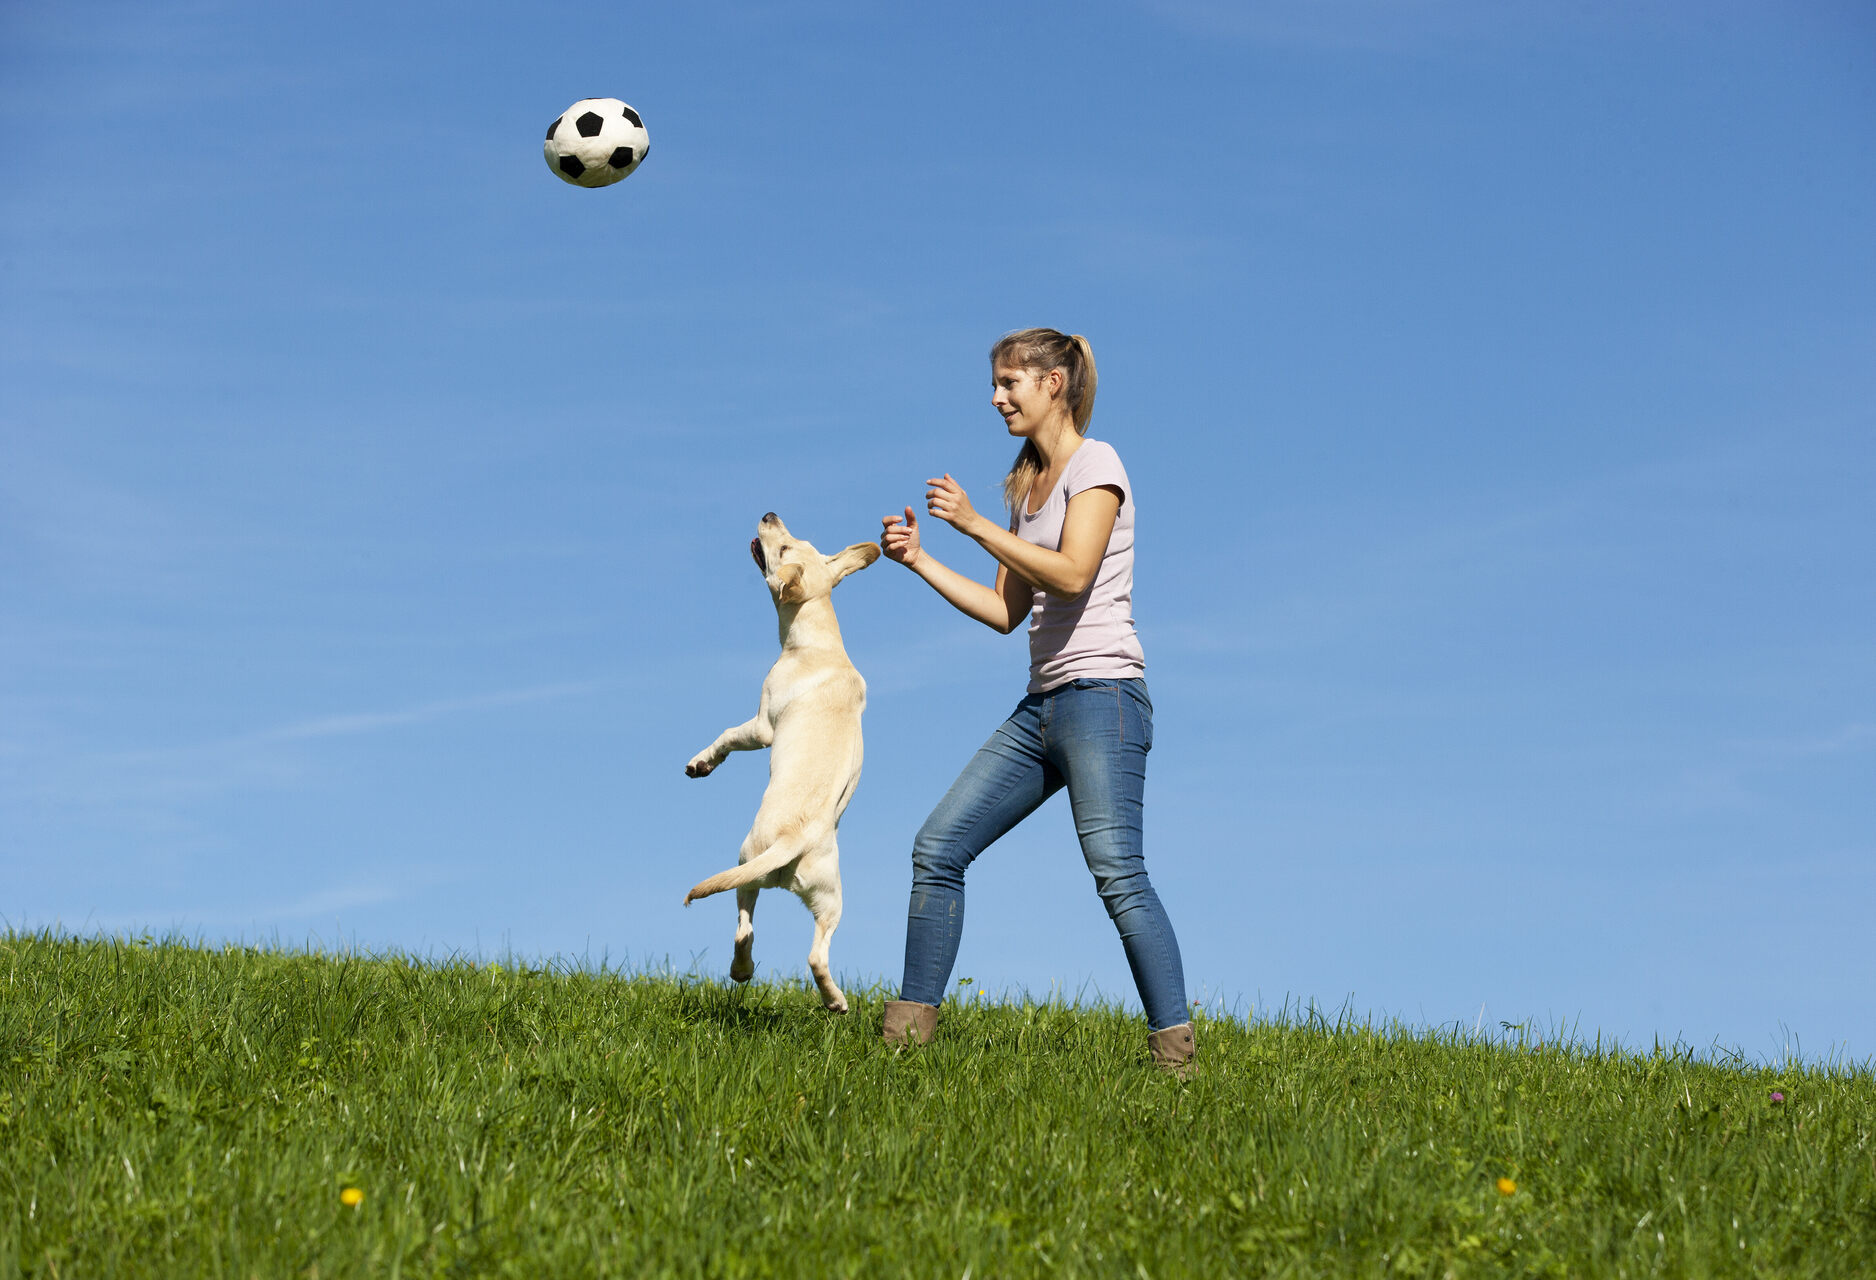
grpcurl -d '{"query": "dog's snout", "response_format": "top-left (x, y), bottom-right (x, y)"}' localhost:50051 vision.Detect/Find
top-left (761, 512), bottom-right (778, 525)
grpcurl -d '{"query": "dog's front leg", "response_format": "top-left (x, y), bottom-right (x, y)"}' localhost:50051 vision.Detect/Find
top-left (684, 711), bottom-right (773, 778)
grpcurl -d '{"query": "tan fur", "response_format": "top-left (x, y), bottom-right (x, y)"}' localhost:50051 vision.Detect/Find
top-left (682, 514), bottom-right (879, 1013)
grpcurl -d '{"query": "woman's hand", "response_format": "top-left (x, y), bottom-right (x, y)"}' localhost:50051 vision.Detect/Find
top-left (881, 505), bottom-right (922, 569)
top-left (926, 474), bottom-right (987, 537)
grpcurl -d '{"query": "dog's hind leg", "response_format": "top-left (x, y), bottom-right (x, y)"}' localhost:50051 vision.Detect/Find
top-left (730, 886), bottom-right (758, 984)
top-left (801, 876), bottom-right (846, 1014)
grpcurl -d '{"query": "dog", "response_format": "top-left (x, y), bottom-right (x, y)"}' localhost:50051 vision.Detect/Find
top-left (682, 513), bottom-right (880, 1013)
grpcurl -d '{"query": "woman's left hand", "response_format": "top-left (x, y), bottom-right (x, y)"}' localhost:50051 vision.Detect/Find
top-left (926, 474), bottom-right (985, 536)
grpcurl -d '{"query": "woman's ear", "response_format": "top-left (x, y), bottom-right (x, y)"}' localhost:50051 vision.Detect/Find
top-left (1046, 366), bottom-right (1066, 399)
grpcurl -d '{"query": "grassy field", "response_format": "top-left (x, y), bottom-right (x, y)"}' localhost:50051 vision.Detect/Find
top-left (2, 933), bottom-right (1872, 1277)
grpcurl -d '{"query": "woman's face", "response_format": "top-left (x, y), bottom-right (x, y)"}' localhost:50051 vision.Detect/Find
top-left (991, 362), bottom-right (1061, 437)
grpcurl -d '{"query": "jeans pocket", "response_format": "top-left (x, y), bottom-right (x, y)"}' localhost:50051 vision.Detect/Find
top-left (1123, 681), bottom-right (1154, 752)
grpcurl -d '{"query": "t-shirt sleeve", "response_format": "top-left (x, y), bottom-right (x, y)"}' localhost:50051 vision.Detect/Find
top-left (1064, 440), bottom-right (1129, 507)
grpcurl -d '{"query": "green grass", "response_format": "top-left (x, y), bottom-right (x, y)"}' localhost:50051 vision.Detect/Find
top-left (2, 933), bottom-right (1872, 1278)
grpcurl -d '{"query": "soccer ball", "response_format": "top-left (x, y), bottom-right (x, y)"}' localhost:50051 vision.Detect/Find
top-left (543, 99), bottom-right (650, 188)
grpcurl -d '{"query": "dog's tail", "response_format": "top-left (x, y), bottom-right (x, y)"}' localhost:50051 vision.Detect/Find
top-left (684, 829), bottom-right (815, 905)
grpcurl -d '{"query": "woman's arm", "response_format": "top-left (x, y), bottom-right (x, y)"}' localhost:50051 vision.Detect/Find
top-left (924, 474), bottom-right (1120, 599)
top-left (881, 506), bottom-right (1034, 633)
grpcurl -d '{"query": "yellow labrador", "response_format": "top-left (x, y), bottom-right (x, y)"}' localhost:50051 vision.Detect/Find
top-left (683, 513), bottom-right (879, 1012)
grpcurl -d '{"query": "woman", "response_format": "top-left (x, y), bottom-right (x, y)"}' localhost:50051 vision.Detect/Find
top-left (878, 328), bottom-right (1194, 1071)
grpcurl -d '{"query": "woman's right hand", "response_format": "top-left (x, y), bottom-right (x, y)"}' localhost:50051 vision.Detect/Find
top-left (881, 505), bottom-right (922, 569)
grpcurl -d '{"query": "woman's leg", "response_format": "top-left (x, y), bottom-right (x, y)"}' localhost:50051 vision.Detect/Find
top-left (1048, 680), bottom-right (1189, 1032)
top-left (899, 698), bottom-right (1058, 1007)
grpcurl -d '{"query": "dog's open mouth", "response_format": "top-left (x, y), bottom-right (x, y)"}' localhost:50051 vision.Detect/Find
top-left (750, 536), bottom-right (765, 572)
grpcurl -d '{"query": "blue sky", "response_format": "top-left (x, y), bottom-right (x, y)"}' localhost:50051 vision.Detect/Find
top-left (3, 0), bottom-right (1871, 1062)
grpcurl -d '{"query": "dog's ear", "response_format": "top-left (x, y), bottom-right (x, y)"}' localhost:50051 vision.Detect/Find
top-left (775, 562), bottom-right (808, 603)
top-left (827, 542), bottom-right (881, 587)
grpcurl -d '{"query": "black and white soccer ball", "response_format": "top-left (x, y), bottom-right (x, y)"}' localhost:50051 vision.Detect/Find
top-left (543, 98), bottom-right (650, 188)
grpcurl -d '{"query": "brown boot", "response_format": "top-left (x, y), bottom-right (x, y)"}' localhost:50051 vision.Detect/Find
top-left (882, 1000), bottom-right (938, 1046)
top-left (1148, 1022), bottom-right (1196, 1076)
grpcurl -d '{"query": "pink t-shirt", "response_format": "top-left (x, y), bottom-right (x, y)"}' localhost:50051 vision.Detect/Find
top-left (1014, 438), bottom-right (1146, 693)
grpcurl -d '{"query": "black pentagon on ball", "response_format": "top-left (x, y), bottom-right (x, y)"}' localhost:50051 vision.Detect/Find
top-left (576, 111), bottom-right (604, 138)
top-left (620, 105), bottom-right (643, 129)
top-left (546, 116), bottom-right (561, 141)
top-left (609, 146), bottom-right (635, 168)
top-left (558, 155), bottom-right (586, 178)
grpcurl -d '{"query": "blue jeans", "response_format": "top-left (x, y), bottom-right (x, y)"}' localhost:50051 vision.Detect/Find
top-left (899, 678), bottom-right (1189, 1031)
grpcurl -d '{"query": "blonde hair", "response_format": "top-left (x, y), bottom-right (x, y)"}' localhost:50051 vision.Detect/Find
top-left (991, 328), bottom-right (1098, 518)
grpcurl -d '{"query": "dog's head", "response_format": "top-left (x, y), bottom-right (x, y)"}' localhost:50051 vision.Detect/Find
top-left (751, 513), bottom-right (880, 605)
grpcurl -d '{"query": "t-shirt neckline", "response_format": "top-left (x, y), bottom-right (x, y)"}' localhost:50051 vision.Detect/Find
top-left (1021, 440), bottom-right (1095, 520)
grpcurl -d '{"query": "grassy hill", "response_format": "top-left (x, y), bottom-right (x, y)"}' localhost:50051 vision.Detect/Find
top-left (2, 933), bottom-right (1871, 1277)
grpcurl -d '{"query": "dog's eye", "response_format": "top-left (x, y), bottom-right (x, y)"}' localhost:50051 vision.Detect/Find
top-left (780, 545), bottom-right (791, 555)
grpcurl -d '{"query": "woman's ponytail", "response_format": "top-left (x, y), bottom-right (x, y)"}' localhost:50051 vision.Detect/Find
top-left (1065, 333), bottom-right (1098, 432)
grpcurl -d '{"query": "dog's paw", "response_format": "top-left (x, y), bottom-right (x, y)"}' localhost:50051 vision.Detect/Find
top-left (684, 756), bottom-right (716, 778)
